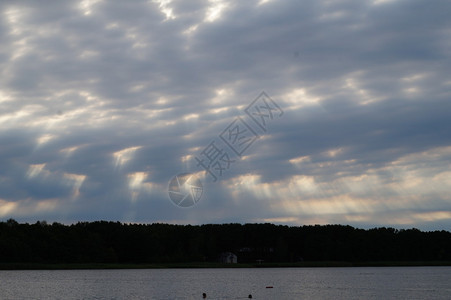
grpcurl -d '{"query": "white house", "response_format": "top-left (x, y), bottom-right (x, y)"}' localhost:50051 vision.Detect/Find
top-left (219, 252), bottom-right (237, 263)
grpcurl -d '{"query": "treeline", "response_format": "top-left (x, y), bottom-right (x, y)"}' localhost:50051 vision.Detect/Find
top-left (0, 219), bottom-right (450, 264)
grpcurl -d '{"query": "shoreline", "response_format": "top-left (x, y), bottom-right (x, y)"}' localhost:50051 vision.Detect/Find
top-left (1, 261), bottom-right (451, 270)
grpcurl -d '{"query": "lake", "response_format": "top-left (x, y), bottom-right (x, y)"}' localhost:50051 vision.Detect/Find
top-left (0, 267), bottom-right (450, 299)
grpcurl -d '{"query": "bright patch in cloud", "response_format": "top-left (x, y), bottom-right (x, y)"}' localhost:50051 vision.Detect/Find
top-left (284, 88), bottom-right (321, 109)
top-left (27, 164), bottom-right (47, 178)
top-left (0, 199), bottom-right (18, 217)
top-left (153, 0), bottom-right (176, 20)
top-left (127, 172), bottom-right (154, 202)
top-left (64, 173), bottom-right (86, 198)
top-left (79, 0), bottom-right (102, 16)
top-left (113, 146), bottom-right (142, 168)
top-left (205, 0), bottom-right (228, 22)
top-left (36, 134), bottom-right (56, 146)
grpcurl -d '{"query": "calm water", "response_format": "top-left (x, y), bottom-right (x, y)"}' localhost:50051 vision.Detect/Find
top-left (0, 267), bottom-right (450, 299)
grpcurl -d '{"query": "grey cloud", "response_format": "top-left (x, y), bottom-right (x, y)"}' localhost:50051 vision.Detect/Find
top-left (0, 0), bottom-right (450, 229)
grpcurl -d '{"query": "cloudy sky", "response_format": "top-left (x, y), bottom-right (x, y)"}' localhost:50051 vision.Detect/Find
top-left (1, 0), bottom-right (450, 230)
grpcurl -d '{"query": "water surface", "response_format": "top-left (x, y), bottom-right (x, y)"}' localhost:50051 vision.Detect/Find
top-left (0, 266), bottom-right (450, 299)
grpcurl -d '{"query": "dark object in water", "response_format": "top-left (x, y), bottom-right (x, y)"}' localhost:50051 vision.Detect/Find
top-left (202, 292), bottom-right (206, 298)
top-left (248, 294), bottom-right (253, 298)
top-left (266, 286), bottom-right (273, 288)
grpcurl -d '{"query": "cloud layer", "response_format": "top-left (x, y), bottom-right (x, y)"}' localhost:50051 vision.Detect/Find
top-left (1, 0), bottom-right (450, 230)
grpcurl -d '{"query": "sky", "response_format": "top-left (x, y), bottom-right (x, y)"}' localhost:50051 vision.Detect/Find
top-left (1, 0), bottom-right (451, 230)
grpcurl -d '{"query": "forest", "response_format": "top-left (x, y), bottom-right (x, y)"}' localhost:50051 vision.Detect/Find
top-left (0, 219), bottom-right (450, 265)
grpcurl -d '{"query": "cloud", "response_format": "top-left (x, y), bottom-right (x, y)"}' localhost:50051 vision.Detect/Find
top-left (0, 0), bottom-right (450, 230)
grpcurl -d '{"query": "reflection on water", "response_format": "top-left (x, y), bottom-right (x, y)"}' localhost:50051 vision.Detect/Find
top-left (0, 267), bottom-right (450, 299)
